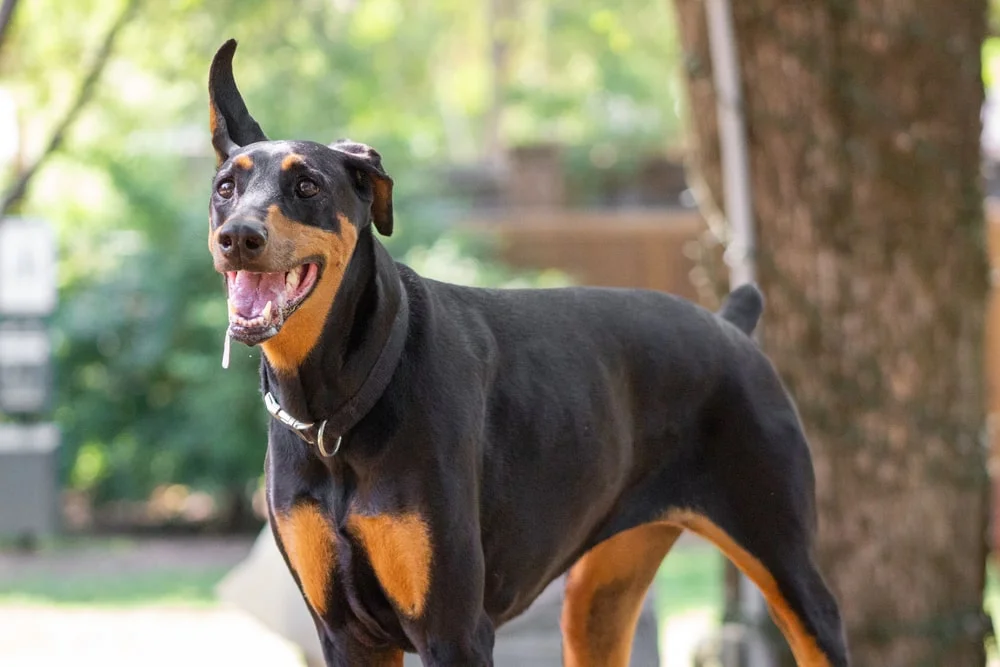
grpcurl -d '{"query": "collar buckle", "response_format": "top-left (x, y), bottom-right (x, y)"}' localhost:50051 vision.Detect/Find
top-left (264, 392), bottom-right (341, 457)
top-left (263, 391), bottom-right (314, 431)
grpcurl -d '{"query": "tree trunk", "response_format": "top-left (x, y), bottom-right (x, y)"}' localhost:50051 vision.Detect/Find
top-left (673, 1), bottom-right (991, 665)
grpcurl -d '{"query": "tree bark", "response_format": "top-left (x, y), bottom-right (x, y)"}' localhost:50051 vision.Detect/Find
top-left (673, 1), bottom-right (991, 665)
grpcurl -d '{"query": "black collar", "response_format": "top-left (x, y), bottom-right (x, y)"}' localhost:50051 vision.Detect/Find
top-left (261, 283), bottom-right (409, 456)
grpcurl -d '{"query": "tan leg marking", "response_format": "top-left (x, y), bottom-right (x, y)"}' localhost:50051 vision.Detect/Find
top-left (261, 210), bottom-right (358, 373)
top-left (663, 510), bottom-right (831, 667)
top-left (273, 504), bottom-right (336, 616)
top-left (347, 512), bottom-right (432, 618)
top-left (561, 522), bottom-right (682, 667)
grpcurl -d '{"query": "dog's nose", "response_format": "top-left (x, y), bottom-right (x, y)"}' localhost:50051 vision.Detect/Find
top-left (217, 220), bottom-right (267, 261)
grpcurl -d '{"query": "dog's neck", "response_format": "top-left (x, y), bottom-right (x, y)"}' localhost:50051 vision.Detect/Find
top-left (260, 228), bottom-right (405, 435)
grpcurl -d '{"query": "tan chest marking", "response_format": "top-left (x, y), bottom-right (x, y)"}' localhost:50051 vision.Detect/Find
top-left (347, 512), bottom-right (432, 618)
top-left (273, 504), bottom-right (336, 616)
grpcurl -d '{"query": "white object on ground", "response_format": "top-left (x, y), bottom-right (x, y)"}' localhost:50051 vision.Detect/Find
top-left (216, 527), bottom-right (323, 664)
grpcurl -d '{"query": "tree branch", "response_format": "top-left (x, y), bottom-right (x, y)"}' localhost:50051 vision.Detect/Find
top-left (0, 0), bottom-right (19, 59)
top-left (1, 0), bottom-right (140, 217)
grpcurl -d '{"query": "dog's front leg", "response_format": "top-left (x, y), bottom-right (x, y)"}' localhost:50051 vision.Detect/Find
top-left (347, 489), bottom-right (495, 666)
top-left (315, 623), bottom-right (404, 667)
top-left (407, 517), bottom-right (495, 667)
top-left (415, 613), bottom-right (495, 667)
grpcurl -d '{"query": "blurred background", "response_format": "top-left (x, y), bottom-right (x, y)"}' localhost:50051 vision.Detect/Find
top-left (0, 0), bottom-right (999, 665)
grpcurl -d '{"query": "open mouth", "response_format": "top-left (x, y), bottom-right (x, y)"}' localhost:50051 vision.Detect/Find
top-left (226, 262), bottom-right (321, 344)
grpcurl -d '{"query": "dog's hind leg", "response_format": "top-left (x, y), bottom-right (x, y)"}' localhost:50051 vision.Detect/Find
top-left (663, 509), bottom-right (845, 667)
top-left (663, 380), bottom-right (850, 666)
top-left (560, 522), bottom-right (683, 667)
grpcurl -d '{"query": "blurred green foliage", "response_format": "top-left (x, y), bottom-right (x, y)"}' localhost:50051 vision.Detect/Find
top-left (0, 0), bottom-right (685, 506)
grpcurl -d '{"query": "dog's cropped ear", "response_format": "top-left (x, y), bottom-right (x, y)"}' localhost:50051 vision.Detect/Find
top-left (330, 139), bottom-right (394, 237)
top-left (208, 39), bottom-right (267, 166)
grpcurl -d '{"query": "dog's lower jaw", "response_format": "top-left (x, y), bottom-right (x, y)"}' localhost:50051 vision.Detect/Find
top-left (227, 321), bottom-right (280, 346)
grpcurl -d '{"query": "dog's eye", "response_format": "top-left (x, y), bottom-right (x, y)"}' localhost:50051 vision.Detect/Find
top-left (216, 179), bottom-right (235, 199)
top-left (296, 178), bottom-right (320, 198)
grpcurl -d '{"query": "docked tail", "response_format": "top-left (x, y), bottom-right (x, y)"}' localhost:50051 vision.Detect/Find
top-left (719, 284), bottom-right (764, 336)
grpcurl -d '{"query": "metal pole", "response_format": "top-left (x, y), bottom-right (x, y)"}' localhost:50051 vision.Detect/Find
top-left (703, 0), bottom-right (773, 665)
top-left (705, 0), bottom-right (756, 289)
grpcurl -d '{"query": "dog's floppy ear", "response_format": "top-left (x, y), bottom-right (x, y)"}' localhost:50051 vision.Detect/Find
top-left (208, 39), bottom-right (267, 165)
top-left (330, 139), bottom-right (394, 237)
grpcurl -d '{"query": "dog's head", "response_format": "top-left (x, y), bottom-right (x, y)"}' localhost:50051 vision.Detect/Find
top-left (208, 39), bottom-right (393, 366)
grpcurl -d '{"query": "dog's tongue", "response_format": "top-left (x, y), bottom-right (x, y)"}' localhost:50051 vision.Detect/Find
top-left (229, 271), bottom-right (286, 318)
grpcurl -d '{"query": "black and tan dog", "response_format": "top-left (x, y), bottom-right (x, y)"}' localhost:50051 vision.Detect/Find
top-left (207, 40), bottom-right (847, 666)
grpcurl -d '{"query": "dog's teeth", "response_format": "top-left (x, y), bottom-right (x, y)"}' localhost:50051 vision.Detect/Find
top-left (227, 299), bottom-right (236, 316)
top-left (286, 266), bottom-right (302, 292)
top-left (262, 300), bottom-right (273, 322)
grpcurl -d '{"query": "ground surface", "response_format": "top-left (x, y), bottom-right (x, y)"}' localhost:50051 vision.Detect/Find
top-left (0, 537), bottom-right (304, 666)
top-left (0, 535), bottom-right (721, 666)
top-left (0, 604), bottom-right (304, 666)
top-left (7, 535), bottom-right (989, 666)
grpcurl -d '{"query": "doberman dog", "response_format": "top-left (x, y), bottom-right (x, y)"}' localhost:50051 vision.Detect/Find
top-left (207, 40), bottom-right (848, 666)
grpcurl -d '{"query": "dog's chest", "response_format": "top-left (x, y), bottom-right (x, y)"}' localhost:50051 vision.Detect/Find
top-left (343, 510), bottom-right (433, 619)
top-left (267, 467), bottom-right (433, 625)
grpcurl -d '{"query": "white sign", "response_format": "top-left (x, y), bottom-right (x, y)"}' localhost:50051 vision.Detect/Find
top-left (0, 422), bottom-right (59, 454)
top-left (0, 217), bottom-right (57, 316)
top-left (0, 323), bottom-right (50, 413)
top-left (0, 323), bottom-right (49, 364)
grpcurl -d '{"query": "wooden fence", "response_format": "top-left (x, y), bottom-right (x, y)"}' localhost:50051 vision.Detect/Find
top-left (466, 208), bottom-right (710, 302)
